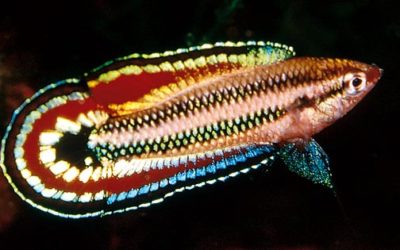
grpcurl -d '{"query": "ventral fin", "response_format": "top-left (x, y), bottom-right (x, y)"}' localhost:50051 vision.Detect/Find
top-left (84, 41), bottom-right (295, 115)
top-left (278, 139), bottom-right (333, 189)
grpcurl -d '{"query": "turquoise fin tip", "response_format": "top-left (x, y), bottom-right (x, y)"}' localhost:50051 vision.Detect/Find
top-left (279, 139), bottom-right (334, 189)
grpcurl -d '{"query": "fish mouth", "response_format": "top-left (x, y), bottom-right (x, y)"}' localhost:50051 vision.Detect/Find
top-left (367, 64), bottom-right (383, 84)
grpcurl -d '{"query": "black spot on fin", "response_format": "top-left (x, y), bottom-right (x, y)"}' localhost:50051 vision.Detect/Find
top-left (278, 138), bottom-right (333, 189)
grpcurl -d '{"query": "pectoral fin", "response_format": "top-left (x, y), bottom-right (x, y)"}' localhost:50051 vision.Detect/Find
top-left (279, 139), bottom-right (333, 188)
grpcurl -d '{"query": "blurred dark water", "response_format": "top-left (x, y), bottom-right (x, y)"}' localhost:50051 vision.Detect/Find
top-left (0, 0), bottom-right (399, 249)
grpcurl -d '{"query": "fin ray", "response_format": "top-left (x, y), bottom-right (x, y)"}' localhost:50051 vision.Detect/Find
top-left (103, 143), bottom-right (277, 214)
top-left (85, 41), bottom-right (295, 115)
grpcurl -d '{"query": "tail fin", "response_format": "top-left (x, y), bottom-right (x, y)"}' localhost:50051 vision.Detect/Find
top-left (0, 79), bottom-right (108, 218)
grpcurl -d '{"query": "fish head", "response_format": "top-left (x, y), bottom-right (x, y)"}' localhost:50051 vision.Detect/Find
top-left (333, 59), bottom-right (382, 113)
top-left (286, 57), bottom-right (382, 137)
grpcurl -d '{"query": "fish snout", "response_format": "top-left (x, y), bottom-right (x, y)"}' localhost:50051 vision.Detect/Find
top-left (367, 64), bottom-right (383, 85)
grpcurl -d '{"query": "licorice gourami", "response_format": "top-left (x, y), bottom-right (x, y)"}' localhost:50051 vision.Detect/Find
top-left (0, 41), bottom-right (382, 218)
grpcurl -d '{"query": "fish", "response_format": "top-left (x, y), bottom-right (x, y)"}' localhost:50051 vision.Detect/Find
top-left (0, 41), bottom-right (382, 218)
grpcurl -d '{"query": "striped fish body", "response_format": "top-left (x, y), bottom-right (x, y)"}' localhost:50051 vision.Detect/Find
top-left (0, 41), bottom-right (381, 218)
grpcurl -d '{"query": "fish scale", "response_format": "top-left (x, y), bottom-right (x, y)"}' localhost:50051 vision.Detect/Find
top-left (88, 57), bottom-right (355, 159)
top-left (0, 41), bottom-right (381, 218)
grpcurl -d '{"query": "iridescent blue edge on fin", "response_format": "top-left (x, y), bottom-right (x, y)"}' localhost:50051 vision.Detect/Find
top-left (102, 144), bottom-right (277, 216)
top-left (278, 139), bottom-right (333, 188)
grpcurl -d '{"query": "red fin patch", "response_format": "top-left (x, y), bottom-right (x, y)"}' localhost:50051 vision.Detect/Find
top-left (86, 41), bottom-right (295, 114)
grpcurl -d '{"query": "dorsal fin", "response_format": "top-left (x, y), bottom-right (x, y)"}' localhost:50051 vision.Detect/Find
top-left (85, 41), bottom-right (295, 116)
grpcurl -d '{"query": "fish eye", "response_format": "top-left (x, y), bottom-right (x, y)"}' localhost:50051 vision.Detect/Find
top-left (343, 72), bottom-right (367, 95)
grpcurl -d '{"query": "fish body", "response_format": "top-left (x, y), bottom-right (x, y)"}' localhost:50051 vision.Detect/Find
top-left (0, 41), bottom-right (381, 218)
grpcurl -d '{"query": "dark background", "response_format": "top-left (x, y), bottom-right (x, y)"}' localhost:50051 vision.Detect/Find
top-left (0, 0), bottom-right (399, 249)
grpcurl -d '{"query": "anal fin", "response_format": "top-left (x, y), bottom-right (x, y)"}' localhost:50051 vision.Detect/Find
top-left (104, 143), bottom-right (277, 213)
